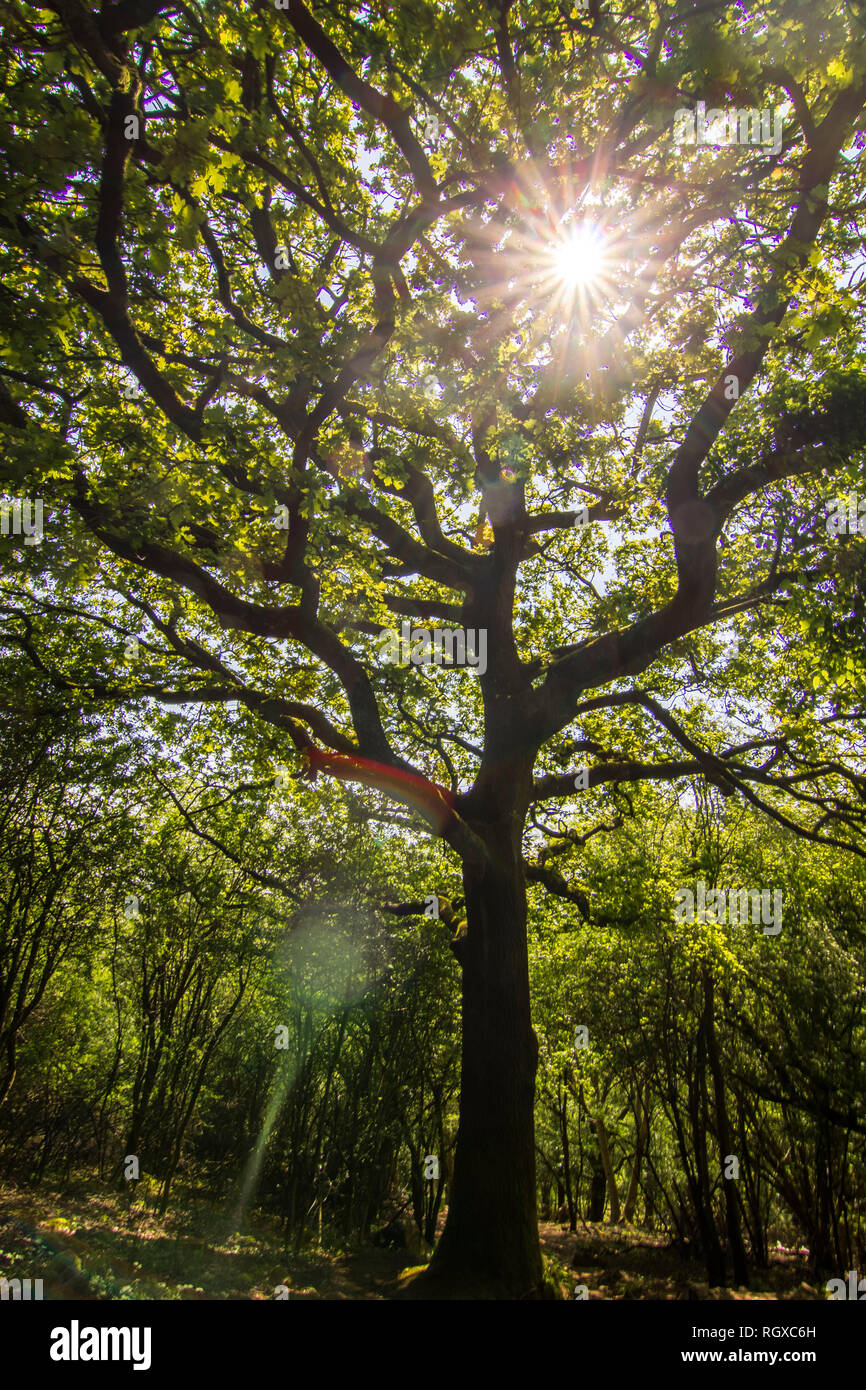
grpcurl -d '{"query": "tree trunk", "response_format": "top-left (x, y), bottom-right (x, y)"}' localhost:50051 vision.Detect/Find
top-left (586, 1161), bottom-right (607, 1221)
top-left (560, 1083), bottom-right (577, 1232)
top-left (622, 1085), bottom-right (649, 1225)
top-left (703, 968), bottom-right (749, 1286)
top-left (594, 1116), bottom-right (621, 1223)
top-left (416, 814), bottom-right (545, 1298)
top-left (681, 968), bottom-right (727, 1286)
top-left (0, 1035), bottom-right (16, 1109)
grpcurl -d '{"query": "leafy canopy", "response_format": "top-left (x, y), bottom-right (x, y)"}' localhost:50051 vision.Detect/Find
top-left (0, 0), bottom-right (865, 863)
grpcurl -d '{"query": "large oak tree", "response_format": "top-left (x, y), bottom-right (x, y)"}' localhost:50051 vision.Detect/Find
top-left (1, 0), bottom-right (865, 1295)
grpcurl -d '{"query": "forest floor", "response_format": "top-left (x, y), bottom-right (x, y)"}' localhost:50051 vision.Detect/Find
top-left (538, 1222), bottom-right (824, 1300)
top-left (0, 1183), bottom-right (827, 1300)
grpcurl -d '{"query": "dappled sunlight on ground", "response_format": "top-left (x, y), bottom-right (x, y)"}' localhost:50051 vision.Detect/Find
top-left (539, 1222), bottom-right (825, 1300)
top-left (0, 1186), bottom-right (828, 1300)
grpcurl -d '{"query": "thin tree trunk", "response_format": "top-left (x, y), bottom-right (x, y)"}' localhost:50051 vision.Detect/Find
top-left (703, 968), bottom-right (749, 1286)
top-left (560, 1083), bottom-right (577, 1232)
top-left (622, 1085), bottom-right (649, 1225)
top-left (687, 978), bottom-right (727, 1285)
top-left (594, 1117), bottom-right (621, 1224)
top-left (586, 1162), bottom-right (607, 1222)
top-left (0, 1036), bottom-right (16, 1109)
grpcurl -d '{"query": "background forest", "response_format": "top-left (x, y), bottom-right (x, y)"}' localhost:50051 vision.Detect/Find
top-left (1, 699), bottom-right (863, 1299)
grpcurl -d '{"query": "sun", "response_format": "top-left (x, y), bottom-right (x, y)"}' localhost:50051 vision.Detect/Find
top-left (496, 204), bottom-right (626, 321)
top-left (552, 223), bottom-right (607, 290)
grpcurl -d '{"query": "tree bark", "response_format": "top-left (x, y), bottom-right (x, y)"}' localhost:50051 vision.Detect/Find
top-left (586, 1162), bottom-right (607, 1222)
top-left (622, 1084), bottom-right (649, 1225)
top-left (560, 1082), bottom-right (577, 1232)
top-left (415, 812), bottom-right (546, 1298)
top-left (678, 990), bottom-right (727, 1284)
top-left (594, 1116), bottom-right (621, 1224)
top-left (0, 1036), bottom-right (16, 1110)
top-left (703, 968), bottom-right (749, 1286)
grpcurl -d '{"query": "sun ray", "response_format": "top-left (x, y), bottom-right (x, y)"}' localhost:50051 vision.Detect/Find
top-left (552, 224), bottom-right (608, 289)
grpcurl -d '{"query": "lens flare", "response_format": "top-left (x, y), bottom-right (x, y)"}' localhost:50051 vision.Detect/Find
top-left (552, 224), bottom-right (607, 290)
